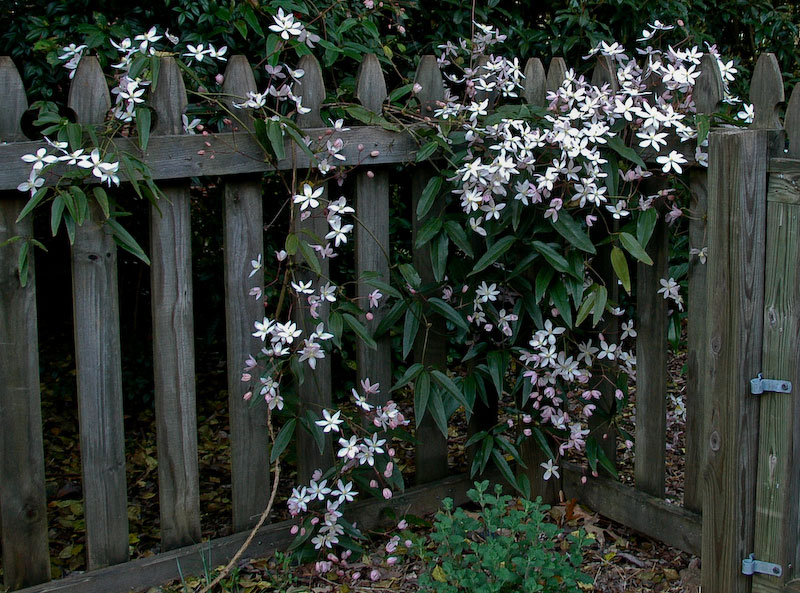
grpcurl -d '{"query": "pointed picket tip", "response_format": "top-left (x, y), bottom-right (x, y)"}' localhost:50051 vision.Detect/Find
top-left (221, 55), bottom-right (257, 131)
top-left (546, 57), bottom-right (567, 92)
top-left (694, 54), bottom-right (724, 116)
top-left (750, 53), bottom-right (784, 130)
top-left (295, 54), bottom-right (325, 128)
top-left (151, 57), bottom-right (188, 136)
top-left (523, 58), bottom-right (546, 107)
top-left (784, 84), bottom-right (800, 158)
top-left (591, 54), bottom-right (618, 92)
top-left (0, 56), bottom-right (28, 142)
top-left (68, 56), bottom-right (111, 125)
top-left (414, 55), bottom-right (444, 117)
top-left (355, 54), bottom-right (387, 114)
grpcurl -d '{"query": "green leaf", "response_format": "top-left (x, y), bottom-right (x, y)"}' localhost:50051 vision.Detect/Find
top-left (636, 208), bottom-right (658, 248)
top-left (402, 301), bottom-right (421, 360)
top-left (285, 233), bottom-right (299, 256)
top-left (533, 241), bottom-right (576, 277)
top-left (550, 281), bottom-right (573, 328)
top-left (469, 236), bottom-right (516, 276)
top-left (136, 107), bottom-right (151, 151)
top-left (551, 211), bottom-right (596, 254)
top-left (283, 123), bottom-right (317, 164)
top-left (343, 313), bottom-right (377, 350)
top-left (343, 105), bottom-right (401, 131)
top-left (297, 239), bottom-right (322, 275)
top-left (414, 371), bottom-right (431, 426)
top-left (619, 232), bottom-right (653, 265)
top-left (328, 311), bottom-right (343, 348)
top-left (242, 3), bottom-right (264, 36)
top-left (431, 232), bottom-right (448, 283)
top-left (391, 362), bottom-right (424, 392)
top-left (18, 240), bottom-right (29, 287)
top-left (592, 285), bottom-right (608, 327)
top-left (364, 277), bottom-right (400, 299)
top-left (606, 135), bottom-right (646, 169)
top-left (427, 297), bottom-right (468, 331)
top-left (444, 221), bottom-right (473, 258)
top-left (431, 370), bottom-right (471, 414)
top-left (16, 187), bottom-right (48, 223)
top-left (575, 289), bottom-right (596, 327)
top-left (491, 449), bottom-right (520, 492)
top-left (416, 176), bottom-right (442, 218)
top-left (428, 387), bottom-right (449, 438)
top-left (610, 246), bottom-right (631, 294)
top-left (531, 427), bottom-right (555, 460)
top-left (66, 123), bottom-right (82, 152)
top-left (374, 299), bottom-right (406, 338)
top-left (105, 218), bottom-right (149, 264)
top-left (50, 195), bottom-right (65, 236)
top-left (415, 141), bottom-right (439, 162)
top-left (303, 409), bottom-right (327, 455)
top-left (535, 266), bottom-right (554, 303)
top-left (270, 419), bottom-right (296, 462)
top-left (696, 113), bottom-right (711, 145)
top-left (266, 119), bottom-right (286, 161)
top-left (398, 263), bottom-right (421, 290)
top-left (93, 187), bottom-right (110, 219)
top-left (487, 350), bottom-right (507, 397)
top-left (414, 217), bottom-right (442, 248)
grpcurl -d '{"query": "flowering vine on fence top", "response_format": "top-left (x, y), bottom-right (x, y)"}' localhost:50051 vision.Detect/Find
top-left (10, 13), bottom-right (753, 568)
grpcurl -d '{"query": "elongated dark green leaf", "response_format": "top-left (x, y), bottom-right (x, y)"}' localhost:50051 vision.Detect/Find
top-left (50, 195), bottom-right (65, 236)
top-left (16, 187), bottom-right (48, 223)
top-left (592, 285), bottom-right (608, 327)
top-left (364, 277), bottom-right (401, 299)
top-left (531, 427), bottom-right (555, 460)
top-left (374, 299), bottom-right (406, 338)
top-left (550, 281), bottom-right (572, 328)
top-left (413, 217), bottom-right (442, 248)
top-left (303, 409), bottom-right (327, 454)
top-left (398, 263), bottom-right (421, 289)
top-left (532, 241), bottom-right (575, 277)
top-left (487, 350), bottom-right (507, 398)
top-left (18, 240), bottom-right (29, 287)
top-left (427, 297), bottom-right (468, 331)
top-left (136, 107), bottom-right (151, 151)
top-left (414, 371), bottom-right (431, 427)
top-left (551, 211), bottom-right (596, 254)
top-left (416, 176), bottom-right (442, 218)
top-left (491, 449), bottom-right (520, 492)
top-left (431, 370), bottom-right (471, 414)
top-left (391, 362), bottom-right (424, 392)
top-left (636, 208), bottom-right (658, 248)
top-left (415, 140), bottom-right (439, 162)
top-left (297, 239), bottom-right (322, 275)
top-left (431, 231), bottom-right (448, 283)
top-left (610, 246), bottom-right (631, 294)
top-left (535, 266), bottom-right (554, 303)
top-left (444, 220), bottom-right (474, 257)
top-left (469, 236), bottom-right (516, 276)
top-left (402, 301), bottom-right (421, 360)
top-left (270, 419), bottom-right (296, 462)
top-left (106, 218), bottom-right (149, 264)
top-left (343, 313), bottom-right (377, 350)
top-left (328, 311), bottom-right (343, 348)
top-left (66, 123), bottom-right (82, 152)
top-left (266, 119), bottom-right (286, 161)
top-left (428, 387), bottom-right (449, 438)
top-left (619, 232), bottom-right (653, 265)
top-left (93, 187), bottom-right (110, 219)
top-left (283, 123), bottom-right (317, 163)
top-left (575, 289), bottom-right (596, 327)
top-left (606, 135), bottom-right (646, 169)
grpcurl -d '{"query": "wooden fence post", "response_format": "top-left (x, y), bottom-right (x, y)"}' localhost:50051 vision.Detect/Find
top-left (68, 56), bottom-right (130, 569)
top-left (702, 126), bottom-right (768, 593)
top-left (221, 56), bottom-right (270, 532)
top-left (293, 55), bottom-right (333, 483)
top-left (355, 54), bottom-right (392, 408)
top-left (149, 57), bottom-right (202, 550)
top-left (0, 56), bottom-right (51, 589)
top-left (684, 53), bottom-right (724, 513)
top-left (412, 55), bottom-right (449, 484)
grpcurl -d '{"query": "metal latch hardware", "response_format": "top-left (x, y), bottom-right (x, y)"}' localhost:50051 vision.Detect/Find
top-left (742, 554), bottom-right (782, 577)
top-left (750, 374), bottom-right (792, 395)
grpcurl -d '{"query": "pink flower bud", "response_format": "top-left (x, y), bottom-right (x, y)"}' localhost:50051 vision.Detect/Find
top-left (358, 144), bottom-right (365, 151)
top-left (370, 569), bottom-right (381, 581)
top-left (366, 312), bottom-right (374, 321)
top-left (291, 524), bottom-right (299, 534)
top-left (311, 517), bottom-right (319, 525)
top-left (383, 488), bottom-right (393, 499)
top-left (370, 479), bottom-right (378, 488)
top-left (370, 150), bottom-right (380, 157)
top-left (581, 476), bottom-right (587, 484)
top-left (367, 170), bottom-right (375, 178)
top-left (243, 391), bottom-right (252, 401)
top-left (397, 519), bottom-right (408, 529)
top-left (215, 73), bottom-right (224, 85)
top-left (241, 373), bottom-right (251, 382)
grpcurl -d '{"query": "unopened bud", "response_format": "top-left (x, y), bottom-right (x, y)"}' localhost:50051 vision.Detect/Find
top-left (370, 150), bottom-right (380, 157)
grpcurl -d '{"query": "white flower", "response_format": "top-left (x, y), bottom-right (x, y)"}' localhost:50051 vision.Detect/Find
top-left (325, 217), bottom-right (353, 247)
top-left (737, 103), bottom-right (754, 123)
top-left (316, 409), bottom-right (344, 433)
top-left (17, 169), bottom-right (44, 195)
top-left (655, 150), bottom-right (687, 174)
top-left (252, 317), bottom-right (275, 341)
top-left (338, 436), bottom-right (359, 459)
top-left (182, 114), bottom-right (202, 134)
top-left (22, 148), bottom-right (58, 171)
top-left (299, 338), bottom-right (325, 368)
top-left (293, 183), bottom-right (323, 211)
top-left (269, 8), bottom-right (304, 40)
top-left (540, 459), bottom-right (560, 481)
top-left (248, 254), bottom-right (262, 278)
top-left (476, 281), bottom-right (499, 303)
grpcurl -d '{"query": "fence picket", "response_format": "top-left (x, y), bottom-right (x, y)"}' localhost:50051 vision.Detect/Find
top-left (293, 55), bottom-right (333, 483)
top-left (221, 56), bottom-right (270, 532)
top-left (149, 57), bottom-right (201, 550)
top-left (412, 56), bottom-right (449, 484)
top-left (545, 57), bottom-right (567, 92)
top-left (523, 58), bottom-right (546, 107)
top-left (67, 56), bottom-right (130, 569)
top-left (591, 54), bottom-right (618, 91)
top-left (0, 56), bottom-right (50, 589)
top-left (750, 53), bottom-right (784, 131)
top-left (783, 84), bottom-right (800, 158)
top-left (684, 53), bottom-right (723, 512)
top-left (355, 55), bottom-right (392, 408)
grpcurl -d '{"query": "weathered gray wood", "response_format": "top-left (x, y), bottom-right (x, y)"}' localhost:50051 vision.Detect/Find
top-left (545, 57), bottom-right (567, 92)
top-left (750, 53), bottom-right (784, 131)
top-left (220, 56), bottom-right (270, 532)
top-left (634, 210), bottom-right (669, 498)
top-left (412, 56), bottom-right (448, 484)
top-left (68, 56), bottom-right (129, 570)
top-left (149, 57), bottom-right (201, 550)
top-left (293, 55), bottom-right (333, 483)
top-left (784, 84), bottom-right (800, 159)
top-left (0, 56), bottom-right (50, 590)
top-left (768, 158), bottom-right (800, 175)
top-left (591, 54), bottom-right (618, 91)
top-left (14, 471), bottom-right (486, 593)
top-left (523, 58), bottom-right (546, 107)
top-left (562, 462), bottom-right (701, 555)
top-left (355, 55), bottom-right (392, 408)
top-left (751, 192), bottom-right (800, 593)
top-left (768, 171), bottom-right (800, 204)
top-left (684, 53), bottom-right (723, 514)
top-left (703, 128), bottom-right (768, 593)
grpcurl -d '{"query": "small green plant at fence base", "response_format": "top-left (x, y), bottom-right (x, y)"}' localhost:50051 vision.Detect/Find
top-left (409, 481), bottom-right (591, 593)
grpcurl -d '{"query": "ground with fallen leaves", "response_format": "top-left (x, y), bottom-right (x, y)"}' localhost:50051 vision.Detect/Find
top-left (0, 333), bottom-right (700, 593)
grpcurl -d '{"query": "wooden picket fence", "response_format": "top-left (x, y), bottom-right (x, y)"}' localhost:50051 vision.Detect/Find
top-left (0, 49), bottom-right (798, 593)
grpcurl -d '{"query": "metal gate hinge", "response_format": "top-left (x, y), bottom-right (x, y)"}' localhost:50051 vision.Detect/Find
top-left (750, 374), bottom-right (792, 395)
top-left (742, 554), bottom-right (783, 577)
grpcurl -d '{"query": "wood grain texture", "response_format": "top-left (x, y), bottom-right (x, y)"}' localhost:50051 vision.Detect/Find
top-left (293, 55), bottom-right (333, 483)
top-left (522, 58), bottom-right (546, 107)
top-left (411, 56), bottom-right (448, 484)
top-left (221, 56), bottom-right (270, 532)
top-left (545, 57), bottom-right (567, 92)
top-left (0, 56), bottom-right (50, 591)
top-left (750, 53), bottom-right (784, 131)
top-left (751, 197), bottom-right (800, 593)
top-left (149, 57), bottom-right (201, 550)
top-left (562, 462), bottom-right (701, 555)
top-left (591, 54), bottom-right (618, 91)
top-left (784, 84), bottom-right (800, 159)
top-left (68, 57), bottom-right (130, 570)
top-left (355, 55), bottom-right (392, 407)
top-left (693, 54), bottom-right (724, 116)
top-left (14, 471), bottom-right (485, 593)
top-left (634, 213), bottom-right (669, 498)
top-left (702, 128), bottom-right (768, 593)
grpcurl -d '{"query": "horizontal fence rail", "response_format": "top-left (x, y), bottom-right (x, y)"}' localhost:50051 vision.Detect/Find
top-left (0, 48), bottom-right (797, 593)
